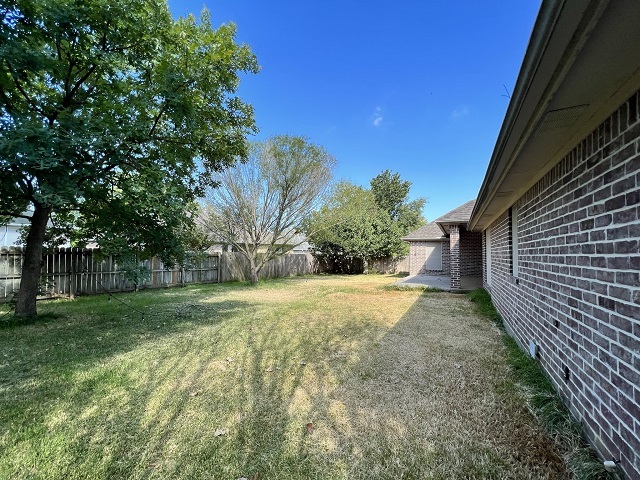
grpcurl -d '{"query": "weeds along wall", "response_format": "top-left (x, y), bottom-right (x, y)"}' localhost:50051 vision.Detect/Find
top-left (484, 90), bottom-right (640, 479)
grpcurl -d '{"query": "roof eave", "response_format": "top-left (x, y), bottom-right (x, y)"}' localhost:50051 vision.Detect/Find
top-left (470, 0), bottom-right (640, 231)
top-left (402, 237), bottom-right (447, 242)
top-left (469, 0), bottom-right (570, 230)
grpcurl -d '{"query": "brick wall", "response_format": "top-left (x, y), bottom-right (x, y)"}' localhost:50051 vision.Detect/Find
top-left (460, 228), bottom-right (483, 276)
top-left (441, 241), bottom-right (451, 276)
top-left (408, 241), bottom-right (449, 275)
top-left (484, 90), bottom-right (640, 479)
top-left (450, 225), bottom-right (461, 289)
top-left (482, 230), bottom-right (487, 286)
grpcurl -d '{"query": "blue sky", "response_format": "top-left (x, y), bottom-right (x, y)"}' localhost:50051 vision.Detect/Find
top-left (168, 1), bottom-right (541, 221)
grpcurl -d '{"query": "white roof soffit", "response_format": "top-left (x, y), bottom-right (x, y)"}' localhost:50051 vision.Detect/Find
top-left (469, 0), bottom-right (640, 231)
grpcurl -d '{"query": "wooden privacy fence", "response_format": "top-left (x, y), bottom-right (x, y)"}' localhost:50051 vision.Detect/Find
top-left (0, 247), bottom-right (402, 303)
top-left (0, 247), bottom-right (220, 302)
top-left (370, 256), bottom-right (409, 274)
top-left (0, 247), bottom-right (322, 303)
top-left (219, 251), bottom-right (320, 283)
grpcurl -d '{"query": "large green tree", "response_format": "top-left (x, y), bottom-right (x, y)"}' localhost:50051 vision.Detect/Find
top-left (305, 172), bottom-right (426, 272)
top-left (304, 182), bottom-right (403, 272)
top-left (202, 135), bottom-right (335, 283)
top-left (0, 0), bottom-right (259, 316)
top-left (370, 169), bottom-right (426, 236)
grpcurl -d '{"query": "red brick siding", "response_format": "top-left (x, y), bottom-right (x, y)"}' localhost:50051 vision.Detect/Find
top-left (441, 241), bottom-right (451, 276)
top-left (482, 230), bottom-right (487, 286)
top-left (485, 90), bottom-right (640, 479)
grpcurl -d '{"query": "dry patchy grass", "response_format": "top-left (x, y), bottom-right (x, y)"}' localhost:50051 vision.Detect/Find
top-left (0, 275), bottom-right (565, 479)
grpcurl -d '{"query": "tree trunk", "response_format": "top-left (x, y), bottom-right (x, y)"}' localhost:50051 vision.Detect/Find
top-left (249, 267), bottom-right (259, 284)
top-left (14, 204), bottom-right (50, 318)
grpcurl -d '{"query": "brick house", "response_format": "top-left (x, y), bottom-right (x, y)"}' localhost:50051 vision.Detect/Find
top-left (403, 222), bottom-right (448, 275)
top-left (468, 1), bottom-right (640, 478)
top-left (403, 199), bottom-right (482, 290)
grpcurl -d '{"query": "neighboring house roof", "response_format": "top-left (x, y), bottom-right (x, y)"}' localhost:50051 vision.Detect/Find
top-left (470, 0), bottom-right (640, 230)
top-left (402, 222), bottom-right (447, 241)
top-left (258, 232), bottom-right (309, 249)
top-left (434, 199), bottom-right (476, 224)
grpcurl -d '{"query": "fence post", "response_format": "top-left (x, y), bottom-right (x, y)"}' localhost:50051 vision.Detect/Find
top-left (69, 251), bottom-right (76, 299)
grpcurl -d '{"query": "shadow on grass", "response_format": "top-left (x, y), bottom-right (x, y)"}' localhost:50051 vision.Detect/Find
top-left (0, 285), bottom-right (256, 473)
top-left (0, 292), bottom-right (251, 375)
top-left (468, 288), bottom-right (616, 480)
top-left (176, 287), bottom-right (567, 479)
top-left (0, 311), bottom-right (64, 328)
top-left (308, 290), bottom-right (567, 479)
top-left (0, 279), bottom-right (569, 479)
top-left (383, 284), bottom-right (443, 293)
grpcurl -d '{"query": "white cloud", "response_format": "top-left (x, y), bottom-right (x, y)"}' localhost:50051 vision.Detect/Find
top-left (450, 105), bottom-right (470, 119)
top-left (372, 107), bottom-right (383, 127)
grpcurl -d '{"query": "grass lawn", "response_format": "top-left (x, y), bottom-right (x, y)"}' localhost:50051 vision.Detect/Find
top-left (0, 275), bottom-right (566, 479)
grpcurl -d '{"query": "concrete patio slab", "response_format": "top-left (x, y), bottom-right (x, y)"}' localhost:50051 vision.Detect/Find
top-left (392, 275), bottom-right (483, 292)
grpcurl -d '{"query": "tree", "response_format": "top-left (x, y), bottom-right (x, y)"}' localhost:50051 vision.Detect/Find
top-left (370, 170), bottom-right (411, 220)
top-left (305, 172), bottom-right (426, 272)
top-left (203, 135), bottom-right (335, 283)
top-left (0, 1), bottom-right (259, 317)
top-left (53, 171), bottom-right (200, 266)
top-left (369, 170), bottom-right (426, 256)
top-left (304, 182), bottom-right (404, 272)
top-left (370, 169), bottom-right (426, 236)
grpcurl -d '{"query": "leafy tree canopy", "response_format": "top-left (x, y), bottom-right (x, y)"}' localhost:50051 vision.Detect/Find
top-left (304, 182), bottom-right (403, 272)
top-left (0, 0), bottom-right (259, 316)
top-left (370, 169), bottom-right (426, 235)
top-left (305, 171), bottom-right (426, 272)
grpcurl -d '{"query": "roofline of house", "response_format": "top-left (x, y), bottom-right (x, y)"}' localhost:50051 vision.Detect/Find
top-left (435, 220), bottom-right (469, 226)
top-left (468, 0), bottom-right (640, 231)
top-left (401, 236), bottom-right (447, 242)
top-left (469, 0), bottom-right (568, 230)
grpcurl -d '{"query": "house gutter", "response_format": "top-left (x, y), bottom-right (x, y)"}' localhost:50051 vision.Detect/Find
top-left (469, 0), bottom-right (610, 231)
top-left (469, 0), bottom-right (564, 230)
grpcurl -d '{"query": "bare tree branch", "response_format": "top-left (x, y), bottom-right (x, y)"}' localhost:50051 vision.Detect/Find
top-left (203, 135), bottom-right (335, 283)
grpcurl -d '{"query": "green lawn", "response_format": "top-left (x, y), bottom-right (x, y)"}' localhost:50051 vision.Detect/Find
top-left (0, 275), bottom-right (565, 479)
